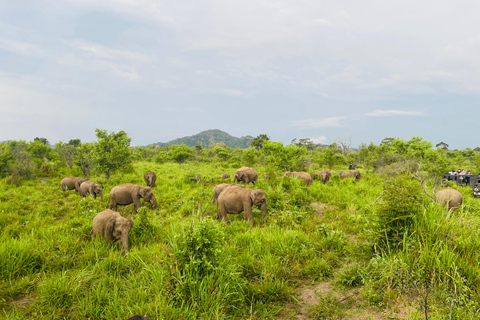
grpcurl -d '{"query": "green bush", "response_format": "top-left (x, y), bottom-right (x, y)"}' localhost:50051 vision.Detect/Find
top-left (374, 173), bottom-right (424, 250)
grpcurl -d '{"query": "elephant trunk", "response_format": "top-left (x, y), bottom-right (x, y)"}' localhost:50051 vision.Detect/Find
top-left (150, 195), bottom-right (158, 209)
top-left (119, 234), bottom-right (129, 251)
top-left (99, 190), bottom-right (103, 202)
top-left (261, 200), bottom-right (267, 226)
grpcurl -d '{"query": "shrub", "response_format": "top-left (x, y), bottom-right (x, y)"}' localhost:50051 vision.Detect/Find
top-left (374, 173), bottom-right (423, 250)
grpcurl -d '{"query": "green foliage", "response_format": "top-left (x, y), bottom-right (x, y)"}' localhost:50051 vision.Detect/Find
top-left (250, 133), bottom-right (270, 150)
top-left (0, 143), bottom-right (13, 177)
top-left (174, 218), bottom-right (224, 277)
top-left (93, 129), bottom-right (132, 182)
top-left (3, 133), bottom-right (480, 319)
top-left (0, 238), bottom-right (43, 280)
top-left (55, 141), bottom-right (77, 169)
top-left (75, 142), bottom-right (95, 178)
top-left (316, 145), bottom-right (347, 169)
top-left (263, 141), bottom-right (307, 170)
top-left (374, 173), bottom-right (424, 250)
top-left (168, 143), bottom-right (194, 163)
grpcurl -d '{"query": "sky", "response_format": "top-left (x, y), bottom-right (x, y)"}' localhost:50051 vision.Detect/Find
top-left (0, 0), bottom-right (479, 149)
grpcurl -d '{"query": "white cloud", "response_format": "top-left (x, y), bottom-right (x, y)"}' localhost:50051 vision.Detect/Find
top-left (74, 41), bottom-right (150, 62)
top-left (311, 136), bottom-right (328, 144)
top-left (312, 18), bottom-right (332, 26)
top-left (291, 117), bottom-right (345, 128)
top-left (365, 110), bottom-right (424, 117)
top-left (0, 37), bottom-right (39, 55)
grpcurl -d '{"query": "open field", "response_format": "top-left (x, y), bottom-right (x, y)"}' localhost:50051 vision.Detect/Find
top-left (2, 146), bottom-right (480, 319)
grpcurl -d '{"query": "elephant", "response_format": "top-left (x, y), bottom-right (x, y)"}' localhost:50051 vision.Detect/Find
top-left (283, 171), bottom-right (313, 186)
top-left (60, 176), bottom-right (87, 193)
top-left (339, 170), bottom-right (362, 181)
top-left (109, 183), bottom-right (158, 213)
top-left (211, 183), bottom-right (245, 203)
top-left (144, 171), bottom-right (157, 187)
top-left (221, 173), bottom-right (231, 179)
top-left (217, 187), bottom-right (267, 225)
top-left (92, 209), bottom-right (133, 250)
top-left (319, 169), bottom-right (331, 184)
top-left (79, 181), bottom-right (104, 201)
top-left (233, 167), bottom-right (258, 185)
top-left (435, 188), bottom-right (463, 212)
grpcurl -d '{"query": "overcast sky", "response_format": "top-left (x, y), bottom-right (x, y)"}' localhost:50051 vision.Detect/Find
top-left (0, 1), bottom-right (479, 149)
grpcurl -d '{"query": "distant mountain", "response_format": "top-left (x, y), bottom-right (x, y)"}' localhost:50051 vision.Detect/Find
top-left (151, 129), bottom-right (254, 149)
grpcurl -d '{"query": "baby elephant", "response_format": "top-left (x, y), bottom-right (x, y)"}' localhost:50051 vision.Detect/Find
top-left (79, 181), bottom-right (103, 201)
top-left (221, 173), bottom-right (231, 179)
top-left (92, 209), bottom-right (133, 250)
top-left (144, 171), bottom-right (157, 187)
top-left (217, 188), bottom-right (267, 225)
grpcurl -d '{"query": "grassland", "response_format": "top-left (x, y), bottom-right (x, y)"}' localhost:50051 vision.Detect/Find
top-left (2, 160), bottom-right (480, 319)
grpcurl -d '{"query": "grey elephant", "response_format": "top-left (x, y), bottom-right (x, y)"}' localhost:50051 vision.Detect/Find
top-left (217, 187), bottom-right (267, 225)
top-left (144, 171), bottom-right (157, 187)
top-left (79, 181), bottom-right (104, 201)
top-left (339, 170), bottom-right (362, 181)
top-left (233, 167), bottom-right (258, 185)
top-left (109, 183), bottom-right (158, 213)
top-left (221, 173), bottom-right (231, 179)
top-left (435, 188), bottom-right (463, 212)
top-left (283, 171), bottom-right (313, 186)
top-left (92, 209), bottom-right (133, 250)
top-left (211, 183), bottom-right (245, 203)
top-left (60, 176), bottom-right (87, 193)
top-left (319, 169), bottom-right (331, 184)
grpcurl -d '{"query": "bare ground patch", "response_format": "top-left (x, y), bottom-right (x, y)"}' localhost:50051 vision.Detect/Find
top-left (277, 280), bottom-right (414, 320)
top-left (10, 296), bottom-right (34, 309)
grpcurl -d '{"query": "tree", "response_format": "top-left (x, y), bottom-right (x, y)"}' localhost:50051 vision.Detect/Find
top-left (335, 136), bottom-right (352, 155)
top-left (68, 139), bottom-right (81, 147)
top-left (291, 138), bottom-right (315, 151)
top-left (169, 143), bottom-right (194, 163)
top-left (0, 143), bottom-right (13, 177)
top-left (262, 141), bottom-right (307, 171)
top-left (34, 137), bottom-right (49, 145)
top-left (358, 142), bottom-right (377, 170)
top-left (93, 129), bottom-right (132, 183)
top-left (317, 145), bottom-right (347, 169)
top-left (250, 134), bottom-right (270, 150)
top-left (75, 143), bottom-right (95, 178)
top-left (435, 142), bottom-right (449, 151)
top-left (56, 141), bottom-right (77, 169)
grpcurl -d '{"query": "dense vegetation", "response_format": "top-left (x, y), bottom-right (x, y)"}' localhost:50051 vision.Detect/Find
top-left (1, 131), bottom-right (480, 319)
top-left (151, 129), bottom-right (254, 149)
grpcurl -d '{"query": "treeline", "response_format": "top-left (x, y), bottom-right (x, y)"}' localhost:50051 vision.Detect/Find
top-left (1, 131), bottom-right (479, 184)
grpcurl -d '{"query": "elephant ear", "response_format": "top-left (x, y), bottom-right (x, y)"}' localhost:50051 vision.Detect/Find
top-left (128, 218), bottom-right (134, 229)
top-left (105, 217), bottom-right (116, 241)
top-left (139, 187), bottom-right (147, 198)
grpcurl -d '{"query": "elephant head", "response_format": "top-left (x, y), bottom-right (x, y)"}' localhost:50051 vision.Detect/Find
top-left (139, 187), bottom-right (158, 209)
top-left (106, 215), bottom-right (133, 250)
top-left (250, 189), bottom-right (267, 225)
top-left (234, 171), bottom-right (246, 183)
top-left (92, 183), bottom-right (104, 201)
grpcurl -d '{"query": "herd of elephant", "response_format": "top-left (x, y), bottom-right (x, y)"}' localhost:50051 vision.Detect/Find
top-left (59, 167), bottom-right (361, 252)
top-left (59, 166), bottom-right (463, 253)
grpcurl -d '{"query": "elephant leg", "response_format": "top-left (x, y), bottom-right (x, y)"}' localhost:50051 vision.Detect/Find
top-left (243, 201), bottom-right (253, 224)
